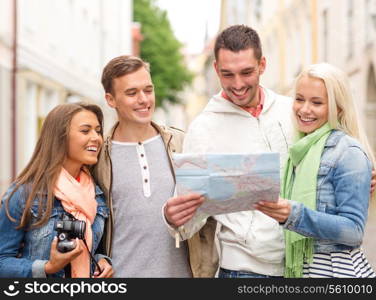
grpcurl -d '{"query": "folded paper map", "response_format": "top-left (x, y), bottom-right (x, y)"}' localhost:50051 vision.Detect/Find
top-left (173, 153), bottom-right (280, 219)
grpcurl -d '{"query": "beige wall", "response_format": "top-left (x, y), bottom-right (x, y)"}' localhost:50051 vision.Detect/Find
top-left (251, 0), bottom-right (376, 154)
top-left (0, 67), bottom-right (12, 196)
top-left (0, 0), bottom-right (13, 195)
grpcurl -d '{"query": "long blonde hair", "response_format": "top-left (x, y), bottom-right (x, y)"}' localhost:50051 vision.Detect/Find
top-left (293, 63), bottom-right (375, 167)
top-left (4, 102), bottom-right (104, 229)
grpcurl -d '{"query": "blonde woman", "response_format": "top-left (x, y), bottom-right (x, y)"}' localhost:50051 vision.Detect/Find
top-left (0, 103), bottom-right (113, 278)
top-left (255, 63), bottom-right (376, 278)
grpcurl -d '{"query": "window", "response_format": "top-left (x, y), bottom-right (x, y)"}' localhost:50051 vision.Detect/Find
top-left (347, 0), bottom-right (354, 59)
top-left (366, 65), bottom-right (376, 152)
top-left (322, 9), bottom-right (328, 61)
top-left (255, 0), bottom-right (262, 22)
top-left (366, 0), bottom-right (376, 46)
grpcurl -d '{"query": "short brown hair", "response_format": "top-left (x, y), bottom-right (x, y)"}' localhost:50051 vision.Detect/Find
top-left (101, 55), bottom-right (150, 94)
top-left (214, 25), bottom-right (263, 61)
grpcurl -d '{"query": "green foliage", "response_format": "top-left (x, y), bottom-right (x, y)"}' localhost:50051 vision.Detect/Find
top-left (134, 0), bottom-right (193, 106)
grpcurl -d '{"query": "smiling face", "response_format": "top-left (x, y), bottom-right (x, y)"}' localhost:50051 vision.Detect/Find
top-left (214, 48), bottom-right (265, 108)
top-left (105, 67), bottom-right (155, 127)
top-left (293, 75), bottom-right (329, 134)
top-left (63, 110), bottom-right (103, 177)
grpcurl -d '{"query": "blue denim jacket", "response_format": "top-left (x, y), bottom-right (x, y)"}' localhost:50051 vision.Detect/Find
top-left (0, 183), bottom-right (110, 278)
top-left (283, 130), bottom-right (372, 253)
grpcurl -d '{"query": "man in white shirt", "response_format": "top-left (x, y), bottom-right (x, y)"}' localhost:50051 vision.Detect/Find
top-left (164, 25), bottom-right (293, 278)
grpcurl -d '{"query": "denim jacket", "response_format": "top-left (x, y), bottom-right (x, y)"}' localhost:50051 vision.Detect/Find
top-left (0, 183), bottom-right (110, 278)
top-left (283, 130), bottom-right (372, 253)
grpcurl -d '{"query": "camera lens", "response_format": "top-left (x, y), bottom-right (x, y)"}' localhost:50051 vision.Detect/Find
top-left (73, 220), bottom-right (86, 239)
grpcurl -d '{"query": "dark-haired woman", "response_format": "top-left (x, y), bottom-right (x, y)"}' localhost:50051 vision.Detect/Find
top-left (0, 102), bottom-right (113, 278)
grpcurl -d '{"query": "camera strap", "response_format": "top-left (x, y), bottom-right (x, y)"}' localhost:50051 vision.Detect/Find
top-left (82, 238), bottom-right (103, 277)
top-left (64, 264), bottom-right (72, 278)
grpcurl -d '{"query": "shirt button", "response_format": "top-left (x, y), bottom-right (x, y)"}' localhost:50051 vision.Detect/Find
top-left (138, 142), bottom-right (142, 145)
top-left (141, 154), bottom-right (144, 157)
top-left (143, 166), bottom-right (147, 169)
top-left (144, 179), bottom-right (148, 183)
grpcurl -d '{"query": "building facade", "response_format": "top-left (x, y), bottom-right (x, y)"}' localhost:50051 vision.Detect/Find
top-left (250, 0), bottom-right (376, 152)
top-left (0, 0), bottom-right (133, 194)
top-left (0, 0), bottom-right (14, 197)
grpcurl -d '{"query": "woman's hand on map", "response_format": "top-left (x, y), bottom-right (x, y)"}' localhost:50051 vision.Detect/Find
top-left (254, 197), bottom-right (291, 224)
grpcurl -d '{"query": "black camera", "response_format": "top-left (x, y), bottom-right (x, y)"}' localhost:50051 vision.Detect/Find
top-left (54, 212), bottom-right (86, 253)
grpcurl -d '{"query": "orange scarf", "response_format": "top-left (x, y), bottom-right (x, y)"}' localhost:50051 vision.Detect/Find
top-left (54, 167), bottom-right (97, 278)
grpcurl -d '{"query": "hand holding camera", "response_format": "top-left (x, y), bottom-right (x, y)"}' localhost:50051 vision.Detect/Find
top-left (54, 212), bottom-right (86, 253)
top-left (44, 213), bottom-right (85, 275)
top-left (45, 212), bottom-right (108, 277)
top-left (44, 236), bottom-right (83, 275)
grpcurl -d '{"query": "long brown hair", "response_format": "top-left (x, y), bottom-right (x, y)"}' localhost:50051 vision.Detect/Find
top-left (4, 102), bottom-right (104, 229)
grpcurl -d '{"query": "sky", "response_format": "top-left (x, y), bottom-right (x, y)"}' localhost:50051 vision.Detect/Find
top-left (155, 0), bottom-right (221, 54)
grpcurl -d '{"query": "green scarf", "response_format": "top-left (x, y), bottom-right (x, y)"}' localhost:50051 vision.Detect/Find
top-left (281, 123), bottom-right (332, 278)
